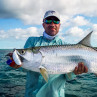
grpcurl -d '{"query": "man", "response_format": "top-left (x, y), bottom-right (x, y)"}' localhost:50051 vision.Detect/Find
top-left (7, 10), bottom-right (88, 97)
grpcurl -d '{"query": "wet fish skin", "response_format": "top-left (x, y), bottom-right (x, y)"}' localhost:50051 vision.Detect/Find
top-left (12, 31), bottom-right (97, 75)
top-left (14, 44), bottom-right (97, 74)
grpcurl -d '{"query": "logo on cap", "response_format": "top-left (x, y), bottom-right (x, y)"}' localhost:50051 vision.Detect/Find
top-left (50, 11), bottom-right (55, 14)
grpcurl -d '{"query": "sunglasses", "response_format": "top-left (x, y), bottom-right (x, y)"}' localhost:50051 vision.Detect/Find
top-left (44, 19), bottom-right (60, 24)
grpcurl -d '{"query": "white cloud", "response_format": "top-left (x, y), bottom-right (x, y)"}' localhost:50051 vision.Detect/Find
top-left (92, 24), bottom-right (97, 37)
top-left (0, 0), bottom-right (97, 25)
top-left (66, 27), bottom-right (84, 37)
top-left (93, 24), bottom-right (97, 32)
top-left (71, 16), bottom-right (89, 26)
top-left (60, 15), bottom-right (90, 31)
top-left (0, 30), bottom-right (8, 38)
top-left (0, 27), bottom-right (43, 40)
top-left (1, 0), bottom-right (97, 47)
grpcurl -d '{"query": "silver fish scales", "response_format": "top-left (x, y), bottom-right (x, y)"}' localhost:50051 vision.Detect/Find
top-left (12, 31), bottom-right (97, 81)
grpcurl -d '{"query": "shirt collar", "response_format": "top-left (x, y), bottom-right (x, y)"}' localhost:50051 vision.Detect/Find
top-left (43, 31), bottom-right (57, 40)
top-left (43, 31), bottom-right (60, 42)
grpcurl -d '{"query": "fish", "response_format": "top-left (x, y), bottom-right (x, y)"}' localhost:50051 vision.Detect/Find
top-left (12, 31), bottom-right (97, 82)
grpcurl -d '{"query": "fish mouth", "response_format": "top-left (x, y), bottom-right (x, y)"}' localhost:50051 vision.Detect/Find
top-left (18, 55), bottom-right (25, 62)
top-left (13, 50), bottom-right (25, 65)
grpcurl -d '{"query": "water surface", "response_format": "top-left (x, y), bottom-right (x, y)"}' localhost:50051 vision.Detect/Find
top-left (0, 49), bottom-right (97, 97)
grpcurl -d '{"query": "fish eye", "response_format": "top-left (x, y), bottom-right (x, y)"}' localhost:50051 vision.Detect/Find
top-left (21, 50), bottom-right (25, 55)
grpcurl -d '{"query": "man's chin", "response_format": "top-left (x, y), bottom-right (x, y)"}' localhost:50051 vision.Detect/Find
top-left (46, 30), bottom-right (57, 36)
top-left (50, 32), bottom-right (57, 36)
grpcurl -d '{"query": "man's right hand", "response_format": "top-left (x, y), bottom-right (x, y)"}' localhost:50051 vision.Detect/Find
top-left (6, 53), bottom-right (21, 69)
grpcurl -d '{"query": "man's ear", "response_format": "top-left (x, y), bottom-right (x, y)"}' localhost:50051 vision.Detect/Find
top-left (42, 23), bottom-right (45, 28)
top-left (42, 19), bottom-right (45, 28)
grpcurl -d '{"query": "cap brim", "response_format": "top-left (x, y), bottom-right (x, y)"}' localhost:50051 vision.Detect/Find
top-left (44, 16), bottom-right (60, 21)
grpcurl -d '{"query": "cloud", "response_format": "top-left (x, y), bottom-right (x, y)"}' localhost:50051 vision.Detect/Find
top-left (0, 27), bottom-right (43, 40)
top-left (1, 0), bottom-right (97, 48)
top-left (60, 15), bottom-right (91, 32)
top-left (92, 24), bottom-right (97, 37)
top-left (0, 30), bottom-right (8, 38)
top-left (71, 16), bottom-right (90, 26)
top-left (0, 0), bottom-right (43, 25)
top-left (66, 27), bottom-right (84, 37)
top-left (93, 24), bottom-right (97, 32)
top-left (0, 0), bottom-right (97, 25)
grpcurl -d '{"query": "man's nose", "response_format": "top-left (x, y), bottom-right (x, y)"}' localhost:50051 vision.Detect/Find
top-left (50, 21), bottom-right (55, 25)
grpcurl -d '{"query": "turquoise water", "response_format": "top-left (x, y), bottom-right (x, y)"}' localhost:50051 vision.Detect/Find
top-left (0, 49), bottom-right (97, 97)
top-left (0, 49), bottom-right (26, 97)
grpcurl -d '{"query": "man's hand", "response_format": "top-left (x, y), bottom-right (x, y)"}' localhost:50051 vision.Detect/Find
top-left (6, 53), bottom-right (21, 69)
top-left (73, 62), bottom-right (88, 75)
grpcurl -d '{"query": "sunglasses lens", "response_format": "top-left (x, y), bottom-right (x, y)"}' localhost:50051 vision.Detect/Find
top-left (45, 20), bottom-right (52, 24)
top-left (44, 19), bottom-right (60, 24)
top-left (53, 20), bottom-right (60, 24)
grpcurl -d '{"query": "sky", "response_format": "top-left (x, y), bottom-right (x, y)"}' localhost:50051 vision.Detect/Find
top-left (0, 0), bottom-right (97, 49)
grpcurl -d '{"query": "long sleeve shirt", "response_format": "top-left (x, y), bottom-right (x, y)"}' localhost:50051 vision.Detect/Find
top-left (24, 36), bottom-right (76, 97)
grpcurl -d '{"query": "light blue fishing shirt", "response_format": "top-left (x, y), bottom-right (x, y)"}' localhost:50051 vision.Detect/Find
top-left (24, 34), bottom-right (76, 97)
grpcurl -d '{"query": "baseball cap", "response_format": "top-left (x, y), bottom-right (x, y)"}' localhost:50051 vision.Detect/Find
top-left (43, 10), bottom-right (60, 21)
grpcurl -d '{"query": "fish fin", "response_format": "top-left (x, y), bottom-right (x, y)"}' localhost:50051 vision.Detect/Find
top-left (78, 31), bottom-right (93, 47)
top-left (39, 66), bottom-right (49, 82)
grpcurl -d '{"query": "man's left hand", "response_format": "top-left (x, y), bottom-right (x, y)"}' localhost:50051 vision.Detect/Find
top-left (73, 62), bottom-right (88, 75)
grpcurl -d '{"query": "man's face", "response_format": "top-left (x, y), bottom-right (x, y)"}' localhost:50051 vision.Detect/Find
top-left (43, 16), bottom-right (60, 36)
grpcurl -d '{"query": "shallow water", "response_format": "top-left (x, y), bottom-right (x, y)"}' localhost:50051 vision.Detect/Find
top-left (0, 49), bottom-right (97, 97)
